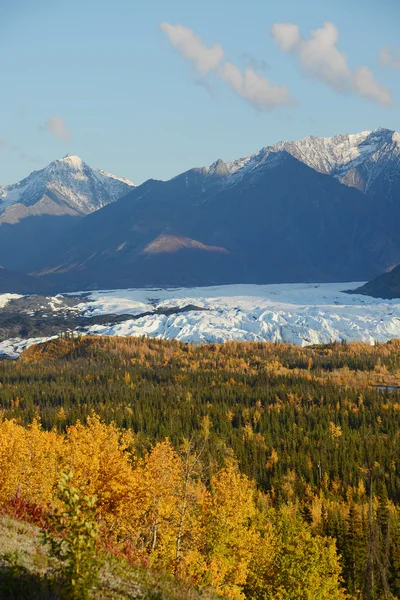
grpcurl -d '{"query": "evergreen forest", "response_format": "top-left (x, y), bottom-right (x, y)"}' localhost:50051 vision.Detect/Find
top-left (1, 335), bottom-right (400, 599)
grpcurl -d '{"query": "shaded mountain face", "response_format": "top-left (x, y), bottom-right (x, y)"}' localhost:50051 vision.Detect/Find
top-left (0, 267), bottom-right (55, 295)
top-left (3, 127), bottom-right (400, 291)
top-left (354, 265), bottom-right (400, 299)
top-left (35, 143), bottom-right (398, 290)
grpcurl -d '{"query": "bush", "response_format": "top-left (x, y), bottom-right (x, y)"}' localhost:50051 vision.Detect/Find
top-left (42, 472), bottom-right (100, 600)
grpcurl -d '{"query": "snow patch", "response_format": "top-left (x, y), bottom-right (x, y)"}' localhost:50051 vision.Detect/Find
top-left (0, 336), bottom-right (57, 359)
top-left (0, 293), bottom-right (22, 308)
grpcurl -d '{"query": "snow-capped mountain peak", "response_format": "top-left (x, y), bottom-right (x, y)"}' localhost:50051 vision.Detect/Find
top-left (0, 156), bottom-right (135, 223)
top-left (200, 127), bottom-right (399, 194)
top-left (269, 127), bottom-right (398, 172)
top-left (59, 154), bottom-right (84, 169)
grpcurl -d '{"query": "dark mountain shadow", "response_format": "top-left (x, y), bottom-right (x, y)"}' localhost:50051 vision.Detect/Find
top-left (2, 151), bottom-right (400, 292)
top-left (0, 214), bottom-right (78, 273)
top-left (0, 267), bottom-right (56, 295)
top-left (35, 153), bottom-right (400, 291)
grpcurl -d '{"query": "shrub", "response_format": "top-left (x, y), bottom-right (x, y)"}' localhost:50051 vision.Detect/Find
top-left (42, 472), bottom-right (100, 600)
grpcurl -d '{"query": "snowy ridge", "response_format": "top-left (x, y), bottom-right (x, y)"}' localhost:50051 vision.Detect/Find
top-left (201, 127), bottom-right (400, 193)
top-left (2, 283), bottom-right (400, 358)
top-left (0, 155), bottom-right (135, 217)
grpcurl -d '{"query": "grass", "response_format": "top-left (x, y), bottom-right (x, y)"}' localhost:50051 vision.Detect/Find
top-left (0, 515), bottom-right (217, 600)
top-left (0, 516), bottom-right (57, 599)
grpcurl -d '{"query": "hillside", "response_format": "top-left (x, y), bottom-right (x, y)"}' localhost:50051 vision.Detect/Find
top-left (0, 266), bottom-right (55, 295)
top-left (0, 336), bottom-right (400, 598)
top-left (354, 264), bottom-right (400, 298)
top-left (7, 334), bottom-right (400, 494)
top-left (0, 515), bottom-right (211, 600)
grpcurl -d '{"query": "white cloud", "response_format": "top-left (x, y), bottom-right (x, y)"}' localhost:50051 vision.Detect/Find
top-left (160, 22), bottom-right (294, 111)
top-left (42, 116), bottom-right (71, 143)
top-left (159, 23), bottom-right (224, 75)
top-left (353, 66), bottom-right (392, 106)
top-left (270, 23), bottom-right (302, 53)
top-left (271, 21), bottom-right (392, 106)
top-left (379, 45), bottom-right (400, 70)
top-left (219, 62), bottom-right (293, 110)
top-left (271, 22), bottom-right (350, 90)
top-left (0, 139), bottom-right (5, 149)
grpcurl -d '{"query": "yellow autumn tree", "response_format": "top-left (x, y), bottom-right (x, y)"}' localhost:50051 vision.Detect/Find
top-left (0, 418), bottom-right (28, 505)
top-left (251, 508), bottom-right (347, 600)
top-left (128, 440), bottom-right (185, 567)
top-left (125, 438), bottom-right (208, 581)
top-left (0, 418), bottom-right (63, 508)
top-left (18, 419), bottom-right (64, 507)
top-left (199, 460), bottom-right (259, 600)
top-left (173, 439), bottom-right (208, 582)
top-left (244, 523), bottom-right (277, 600)
top-left (63, 413), bottom-right (135, 535)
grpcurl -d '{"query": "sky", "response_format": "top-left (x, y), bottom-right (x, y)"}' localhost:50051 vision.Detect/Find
top-left (1, 0), bottom-right (399, 185)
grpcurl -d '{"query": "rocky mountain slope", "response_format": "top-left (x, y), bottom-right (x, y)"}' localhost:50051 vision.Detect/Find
top-left (274, 128), bottom-right (400, 191)
top-left (189, 127), bottom-right (400, 195)
top-left (0, 154), bottom-right (135, 224)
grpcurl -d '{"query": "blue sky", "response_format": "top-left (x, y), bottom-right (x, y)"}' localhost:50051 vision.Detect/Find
top-left (1, 0), bottom-right (399, 185)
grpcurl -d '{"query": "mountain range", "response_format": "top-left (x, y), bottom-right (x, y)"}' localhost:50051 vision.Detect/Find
top-left (1, 128), bottom-right (399, 293)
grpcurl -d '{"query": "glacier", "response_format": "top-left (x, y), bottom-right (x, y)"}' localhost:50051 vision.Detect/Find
top-left (81, 282), bottom-right (400, 345)
top-left (2, 282), bottom-right (400, 358)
